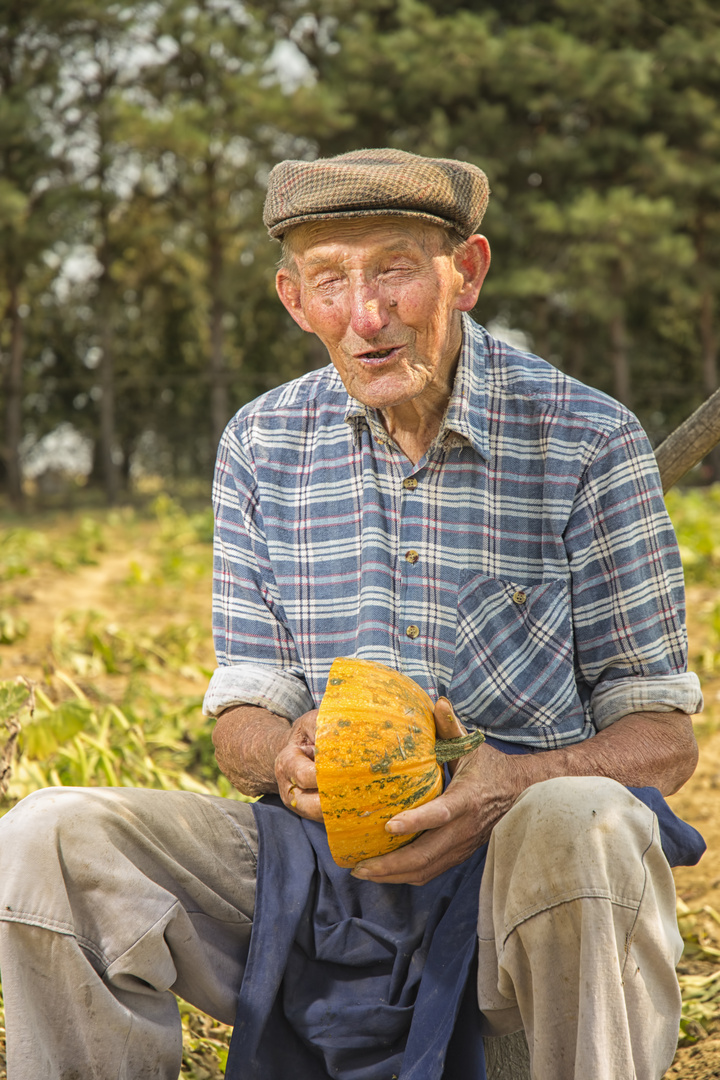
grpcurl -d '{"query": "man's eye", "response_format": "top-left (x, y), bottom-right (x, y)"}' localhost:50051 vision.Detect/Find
top-left (314, 276), bottom-right (343, 289)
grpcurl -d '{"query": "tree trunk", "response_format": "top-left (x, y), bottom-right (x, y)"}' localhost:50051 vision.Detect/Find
top-left (205, 156), bottom-right (230, 453)
top-left (97, 275), bottom-right (119, 505)
top-left (207, 200), bottom-right (229, 453)
top-left (2, 283), bottom-right (25, 507)
top-left (609, 308), bottom-right (632, 409)
top-left (209, 257), bottom-right (228, 451)
top-left (699, 287), bottom-right (719, 482)
top-left (565, 317), bottom-right (585, 381)
top-left (533, 299), bottom-right (550, 365)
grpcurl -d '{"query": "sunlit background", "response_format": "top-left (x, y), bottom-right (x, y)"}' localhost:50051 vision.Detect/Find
top-left (1, 0), bottom-right (720, 507)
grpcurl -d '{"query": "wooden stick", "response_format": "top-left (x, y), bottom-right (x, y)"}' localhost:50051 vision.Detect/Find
top-left (655, 386), bottom-right (720, 493)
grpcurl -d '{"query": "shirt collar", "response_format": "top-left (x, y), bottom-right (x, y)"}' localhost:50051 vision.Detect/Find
top-left (344, 312), bottom-right (490, 461)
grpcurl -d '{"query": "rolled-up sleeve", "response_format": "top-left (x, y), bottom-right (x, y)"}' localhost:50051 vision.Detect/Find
top-left (564, 419), bottom-right (704, 731)
top-left (202, 420), bottom-right (312, 720)
top-left (591, 672), bottom-right (703, 730)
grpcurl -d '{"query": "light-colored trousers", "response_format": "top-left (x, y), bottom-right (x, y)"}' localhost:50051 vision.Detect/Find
top-left (0, 776), bottom-right (683, 1080)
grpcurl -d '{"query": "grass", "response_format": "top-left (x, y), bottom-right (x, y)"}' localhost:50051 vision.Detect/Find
top-left (2, 485), bottom-right (720, 1075)
top-left (0, 496), bottom-right (234, 1079)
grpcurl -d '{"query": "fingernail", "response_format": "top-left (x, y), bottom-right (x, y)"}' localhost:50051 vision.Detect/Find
top-left (351, 867), bottom-right (369, 879)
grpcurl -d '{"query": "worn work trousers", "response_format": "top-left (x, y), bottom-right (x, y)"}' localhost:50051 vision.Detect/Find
top-left (0, 776), bottom-right (682, 1080)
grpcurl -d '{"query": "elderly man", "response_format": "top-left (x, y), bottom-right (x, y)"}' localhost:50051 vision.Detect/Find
top-left (0, 149), bottom-right (705, 1080)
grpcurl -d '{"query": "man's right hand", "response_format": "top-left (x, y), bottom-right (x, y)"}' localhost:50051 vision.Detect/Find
top-left (212, 704), bottom-right (323, 821)
top-left (274, 709), bottom-right (322, 821)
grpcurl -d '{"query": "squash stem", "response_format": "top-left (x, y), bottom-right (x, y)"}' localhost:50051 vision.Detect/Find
top-left (435, 729), bottom-right (485, 763)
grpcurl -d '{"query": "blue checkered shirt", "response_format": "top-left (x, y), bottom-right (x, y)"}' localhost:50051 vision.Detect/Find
top-left (204, 314), bottom-right (702, 748)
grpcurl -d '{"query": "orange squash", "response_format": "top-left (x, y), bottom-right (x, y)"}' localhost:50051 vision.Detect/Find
top-left (315, 657), bottom-right (483, 868)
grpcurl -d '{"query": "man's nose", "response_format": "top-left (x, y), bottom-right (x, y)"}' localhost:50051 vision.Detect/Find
top-left (349, 286), bottom-right (391, 337)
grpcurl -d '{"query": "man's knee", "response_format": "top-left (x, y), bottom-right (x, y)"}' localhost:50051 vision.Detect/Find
top-left (487, 776), bottom-right (663, 925)
top-left (0, 788), bottom-right (117, 907)
top-left (1, 785), bottom-right (95, 848)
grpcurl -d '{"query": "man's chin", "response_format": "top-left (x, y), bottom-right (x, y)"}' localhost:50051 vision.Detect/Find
top-left (343, 367), bottom-right (427, 411)
top-left (352, 383), bottom-right (423, 412)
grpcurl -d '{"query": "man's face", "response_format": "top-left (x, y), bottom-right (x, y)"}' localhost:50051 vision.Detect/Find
top-left (275, 218), bottom-right (490, 412)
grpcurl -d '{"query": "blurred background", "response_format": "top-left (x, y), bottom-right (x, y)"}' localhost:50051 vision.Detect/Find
top-left (2, 0), bottom-right (720, 508)
top-left (3, 5), bottom-right (720, 1072)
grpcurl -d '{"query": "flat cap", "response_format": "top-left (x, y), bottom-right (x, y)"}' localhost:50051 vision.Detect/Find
top-left (263, 148), bottom-right (490, 240)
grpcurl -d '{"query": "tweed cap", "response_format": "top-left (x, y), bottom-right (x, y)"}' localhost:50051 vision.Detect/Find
top-left (263, 148), bottom-right (490, 239)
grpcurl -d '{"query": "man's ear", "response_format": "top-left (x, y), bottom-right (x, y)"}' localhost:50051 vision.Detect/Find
top-left (454, 235), bottom-right (491, 313)
top-left (276, 269), bottom-right (314, 333)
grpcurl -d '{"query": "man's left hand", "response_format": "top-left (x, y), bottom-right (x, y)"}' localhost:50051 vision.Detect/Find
top-left (350, 699), bottom-right (527, 885)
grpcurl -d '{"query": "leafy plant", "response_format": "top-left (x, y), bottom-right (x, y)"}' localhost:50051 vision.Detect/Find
top-left (0, 678), bottom-right (31, 799)
top-left (0, 613), bottom-right (28, 645)
top-left (3, 486), bottom-right (720, 1078)
top-left (180, 1001), bottom-right (230, 1078)
top-left (51, 611), bottom-right (210, 682)
top-left (676, 898), bottom-right (720, 1044)
top-left (666, 487), bottom-right (720, 586)
top-left (0, 516), bottom-right (108, 582)
top-left (1, 673), bottom-right (244, 802)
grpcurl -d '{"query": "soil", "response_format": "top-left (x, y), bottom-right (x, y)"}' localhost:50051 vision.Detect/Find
top-left (1, 531), bottom-right (720, 1077)
top-left (0, 516), bottom-right (216, 700)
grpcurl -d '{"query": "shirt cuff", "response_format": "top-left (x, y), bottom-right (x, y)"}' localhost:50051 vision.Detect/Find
top-left (202, 663), bottom-right (315, 721)
top-left (591, 672), bottom-right (704, 731)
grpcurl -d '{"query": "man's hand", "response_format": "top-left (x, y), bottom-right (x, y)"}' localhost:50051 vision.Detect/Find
top-left (275, 709), bottom-right (322, 821)
top-left (212, 702), bottom-right (323, 821)
top-left (351, 699), bottom-right (526, 885)
top-left (349, 704), bottom-right (698, 887)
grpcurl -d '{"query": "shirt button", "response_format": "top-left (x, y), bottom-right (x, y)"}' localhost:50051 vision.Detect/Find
top-left (513, 590), bottom-right (527, 605)
top-left (406, 624), bottom-right (420, 639)
top-left (405, 550), bottom-right (420, 564)
top-left (402, 477), bottom-right (418, 490)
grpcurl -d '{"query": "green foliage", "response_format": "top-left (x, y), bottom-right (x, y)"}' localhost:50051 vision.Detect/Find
top-left (180, 1002), bottom-right (230, 1079)
top-left (2, 0), bottom-right (720, 502)
top-left (51, 610), bottom-right (210, 680)
top-left (666, 486), bottom-right (720, 586)
top-left (0, 514), bottom-right (107, 580)
top-left (0, 612), bottom-right (27, 645)
top-left (676, 899), bottom-right (720, 1044)
top-left (1, 674), bottom-right (241, 801)
top-left (0, 499), bottom-right (236, 1076)
top-left (0, 679), bottom-right (30, 723)
top-left (1, 487), bottom-right (720, 1074)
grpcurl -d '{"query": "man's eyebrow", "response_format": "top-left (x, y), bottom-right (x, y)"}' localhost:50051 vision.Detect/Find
top-left (301, 255), bottom-right (341, 271)
top-left (301, 242), bottom-right (424, 271)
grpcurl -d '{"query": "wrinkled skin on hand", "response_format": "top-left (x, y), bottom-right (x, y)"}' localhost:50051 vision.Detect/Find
top-left (282, 695), bottom-right (523, 883)
top-left (275, 708), bottom-right (322, 821)
top-left (350, 697), bottom-right (526, 886)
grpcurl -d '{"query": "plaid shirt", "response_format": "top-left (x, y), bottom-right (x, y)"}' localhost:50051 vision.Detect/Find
top-left (204, 314), bottom-right (702, 748)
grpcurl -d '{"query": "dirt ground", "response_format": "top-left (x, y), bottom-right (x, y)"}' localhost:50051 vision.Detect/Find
top-left (1, 532), bottom-right (720, 1077)
top-left (662, 584), bottom-right (720, 1079)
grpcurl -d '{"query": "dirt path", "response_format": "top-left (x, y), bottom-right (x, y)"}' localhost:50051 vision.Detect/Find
top-left (3, 538), bottom-right (720, 1077)
top-left (1, 520), bottom-right (215, 698)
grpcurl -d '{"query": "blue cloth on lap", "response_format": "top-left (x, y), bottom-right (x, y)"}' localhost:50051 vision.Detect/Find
top-left (226, 743), bottom-right (705, 1080)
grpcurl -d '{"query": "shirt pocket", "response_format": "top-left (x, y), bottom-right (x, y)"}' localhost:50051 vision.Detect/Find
top-left (449, 573), bottom-right (586, 742)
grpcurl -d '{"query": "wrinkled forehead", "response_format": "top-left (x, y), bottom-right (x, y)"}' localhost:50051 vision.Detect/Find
top-left (284, 215), bottom-right (452, 263)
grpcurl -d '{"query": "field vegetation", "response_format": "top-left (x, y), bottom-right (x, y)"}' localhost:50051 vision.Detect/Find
top-left (1, 488), bottom-right (720, 1077)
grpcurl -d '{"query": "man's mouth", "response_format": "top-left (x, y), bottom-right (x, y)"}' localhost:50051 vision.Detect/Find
top-left (358, 346), bottom-right (399, 361)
